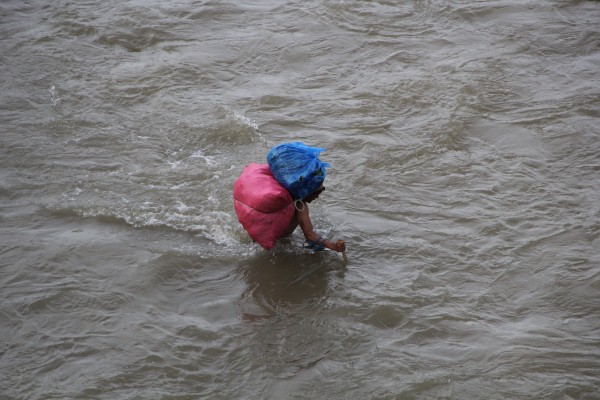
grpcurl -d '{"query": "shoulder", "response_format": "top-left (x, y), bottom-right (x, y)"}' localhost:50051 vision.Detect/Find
top-left (295, 200), bottom-right (311, 221)
top-left (295, 199), bottom-right (309, 213)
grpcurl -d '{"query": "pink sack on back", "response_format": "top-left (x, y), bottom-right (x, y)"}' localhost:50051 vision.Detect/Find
top-left (233, 163), bottom-right (295, 249)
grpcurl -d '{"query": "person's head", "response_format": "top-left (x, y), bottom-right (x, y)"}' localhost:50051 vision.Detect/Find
top-left (303, 184), bottom-right (325, 203)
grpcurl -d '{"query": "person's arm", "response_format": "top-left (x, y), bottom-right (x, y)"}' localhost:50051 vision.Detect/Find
top-left (296, 202), bottom-right (346, 252)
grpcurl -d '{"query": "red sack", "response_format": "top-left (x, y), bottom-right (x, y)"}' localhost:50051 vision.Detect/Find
top-left (233, 163), bottom-right (295, 249)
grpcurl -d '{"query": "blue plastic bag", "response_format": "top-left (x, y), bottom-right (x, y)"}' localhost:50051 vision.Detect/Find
top-left (267, 142), bottom-right (330, 200)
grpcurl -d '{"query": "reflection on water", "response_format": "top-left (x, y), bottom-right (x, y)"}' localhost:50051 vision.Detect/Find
top-left (236, 246), bottom-right (345, 320)
top-left (234, 249), bottom-right (351, 399)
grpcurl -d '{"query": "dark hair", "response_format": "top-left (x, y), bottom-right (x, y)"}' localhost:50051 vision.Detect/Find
top-left (303, 186), bottom-right (325, 200)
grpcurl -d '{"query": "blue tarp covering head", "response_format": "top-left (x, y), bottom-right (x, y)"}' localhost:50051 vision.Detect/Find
top-left (267, 142), bottom-right (330, 200)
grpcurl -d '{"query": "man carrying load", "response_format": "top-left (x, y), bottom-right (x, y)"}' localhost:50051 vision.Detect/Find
top-left (233, 142), bottom-right (346, 254)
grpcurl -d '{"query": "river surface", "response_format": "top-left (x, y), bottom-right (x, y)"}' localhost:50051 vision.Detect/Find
top-left (1, 0), bottom-right (600, 399)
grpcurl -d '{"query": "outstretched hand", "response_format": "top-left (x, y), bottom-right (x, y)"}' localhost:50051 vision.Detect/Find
top-left (332, 240), bottom-right (346, 253)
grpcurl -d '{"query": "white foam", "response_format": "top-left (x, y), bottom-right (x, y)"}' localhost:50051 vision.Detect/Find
top-left (48, 85), bottom-right (61, 107)
top-left (232, 112), bottom-right (258, 130)
top-left (175, 201), bottom-right (191, 213)
top-left (189, 149), bottom-right (216, 166)
top-left (167, 160), bottom-right (182, 169)
top-left (170, 182), bottom-right (190, 190)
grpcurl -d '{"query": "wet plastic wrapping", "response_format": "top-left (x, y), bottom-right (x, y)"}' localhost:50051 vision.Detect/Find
top-left (267, 142), bottom-right (330, 200)
top-left (233, 163), bottom-right (295, 249)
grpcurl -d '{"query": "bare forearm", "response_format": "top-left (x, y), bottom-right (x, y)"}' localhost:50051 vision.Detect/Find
top-left (305, 231), bottom-right (346, 253)
top-left (297, 204), bottom-right (345, 252)
top-left (323, 239), bottom-right (338, 251)
top-left (304, 230), bottom-right (322, 244)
